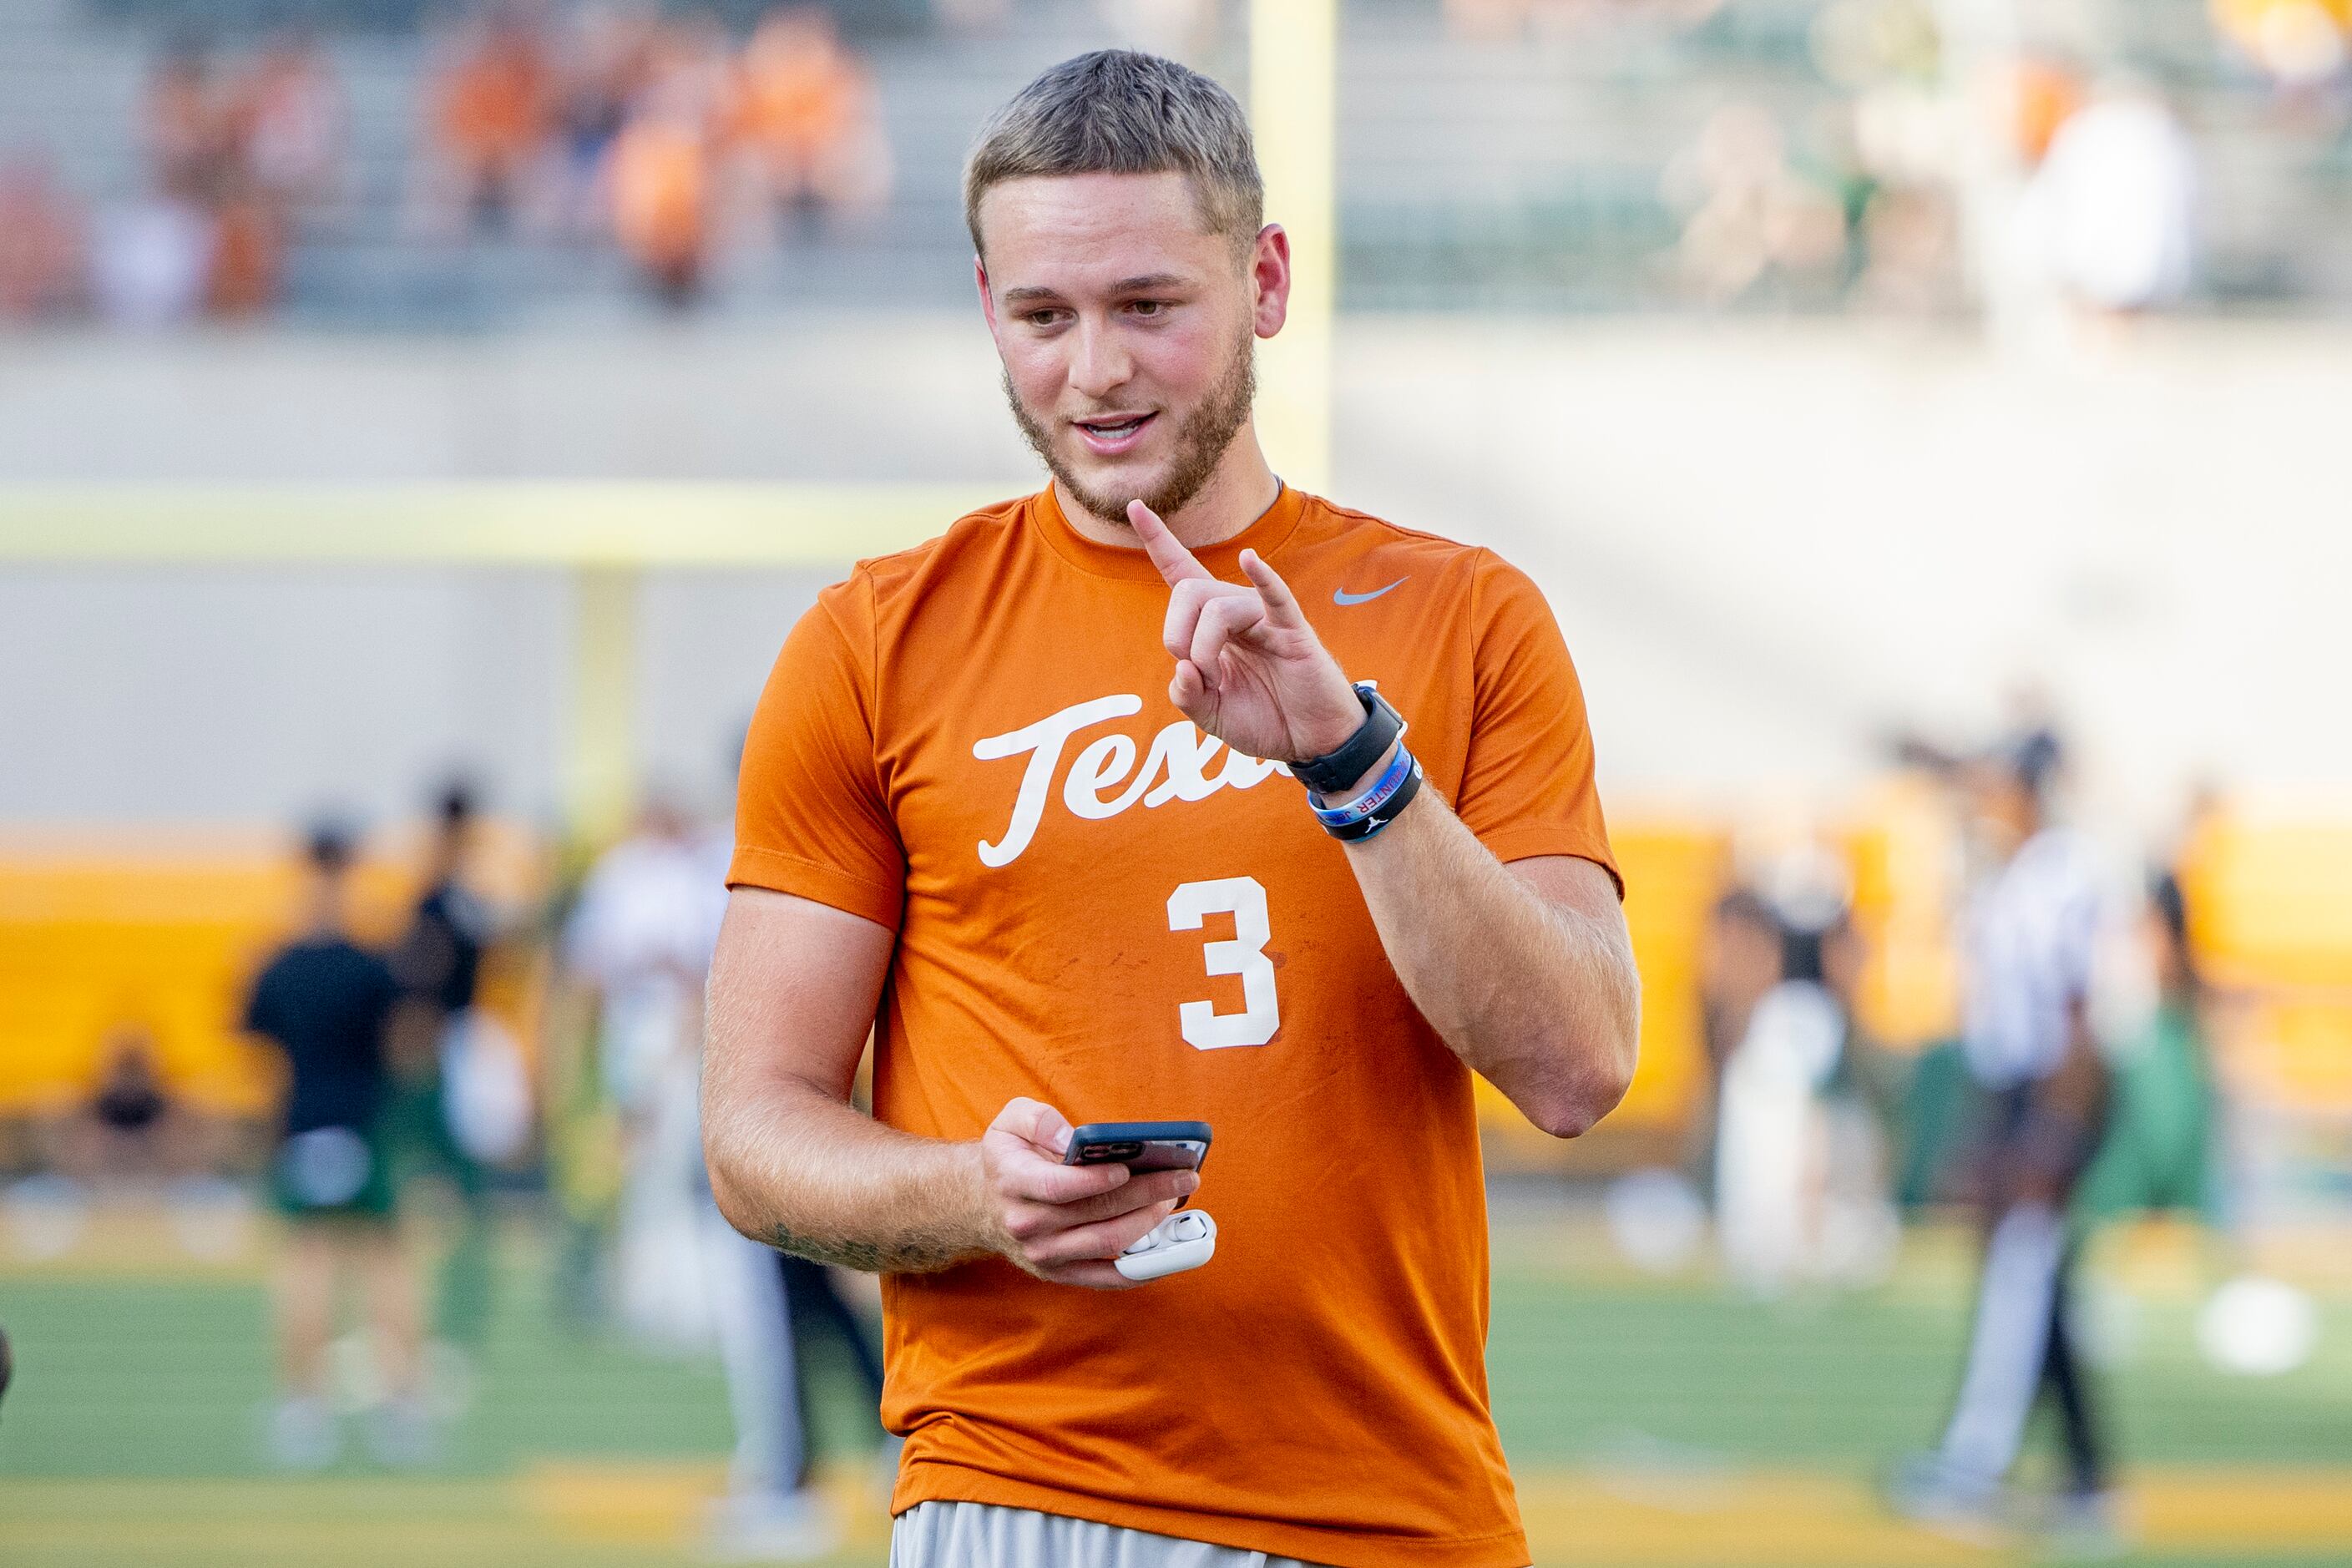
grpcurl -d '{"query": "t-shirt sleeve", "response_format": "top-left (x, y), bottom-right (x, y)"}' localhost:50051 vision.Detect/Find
top-left (369, 954), bottom-right (402, 1038)
top-left (728, 574), bottom-right (908, 929)
top-left (1452, 552), bottom-right (1621, 896)
top-left (243, 960), bottom-right (285, 1044)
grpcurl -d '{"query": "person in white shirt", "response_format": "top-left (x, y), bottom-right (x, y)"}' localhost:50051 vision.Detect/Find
top-left (1892, 731), bottom-right (2117, 1540)
top-left (565, 797), bottom-right (834, 1557)
top-left (2016, 77), bottom-right (2196, 316)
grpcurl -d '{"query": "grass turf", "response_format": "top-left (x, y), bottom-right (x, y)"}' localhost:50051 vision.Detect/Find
top-left (1, 1216), bottom-right (2346, 1565)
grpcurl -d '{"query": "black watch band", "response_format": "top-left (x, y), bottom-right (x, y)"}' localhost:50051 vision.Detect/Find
top-left (1292, 683), bottom-right (1404, 795)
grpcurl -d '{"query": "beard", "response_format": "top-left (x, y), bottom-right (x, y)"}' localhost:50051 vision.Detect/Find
top-left (1006, 330), bottom-right (1257, 527)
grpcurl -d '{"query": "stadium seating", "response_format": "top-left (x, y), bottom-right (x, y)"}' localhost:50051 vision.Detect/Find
top-left (7, 0), bottom-right (2348, 322)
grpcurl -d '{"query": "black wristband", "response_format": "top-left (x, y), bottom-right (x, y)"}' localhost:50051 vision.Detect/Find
top-left (1292, 683), bottom-right (1404, 795)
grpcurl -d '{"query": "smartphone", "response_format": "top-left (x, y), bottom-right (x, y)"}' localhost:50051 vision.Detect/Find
top-left (1061, 1120), bottom-right (1212, 1176)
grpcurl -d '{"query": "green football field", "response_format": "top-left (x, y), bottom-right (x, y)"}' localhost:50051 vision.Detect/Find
top-left (2, 1210), bottom-right (2347, 1567)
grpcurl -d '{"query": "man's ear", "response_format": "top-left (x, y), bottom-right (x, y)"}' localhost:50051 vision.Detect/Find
top-left (1250, 223), bottom-right (1291, 340)
top-left (975, 255), bottom-right (998, 333)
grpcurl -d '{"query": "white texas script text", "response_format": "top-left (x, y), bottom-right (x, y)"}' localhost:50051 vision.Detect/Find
top-left (972, 694), bottom-right (1288, 867)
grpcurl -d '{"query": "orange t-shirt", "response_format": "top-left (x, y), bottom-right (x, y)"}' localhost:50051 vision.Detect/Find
top-left (731, 483), bottom-right (1616, 1568)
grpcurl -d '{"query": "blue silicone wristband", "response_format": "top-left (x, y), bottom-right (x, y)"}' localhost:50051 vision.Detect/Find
top-left (1308, 742), bottom-right (1421, 840)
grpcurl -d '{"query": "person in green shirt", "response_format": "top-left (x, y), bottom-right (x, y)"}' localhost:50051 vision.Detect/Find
top-left (2079, 872), bottom-right (2217, 1223)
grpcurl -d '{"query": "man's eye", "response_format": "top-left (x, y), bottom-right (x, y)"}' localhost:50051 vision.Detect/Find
top-left (1130, 300), bottom-right (1167, 317)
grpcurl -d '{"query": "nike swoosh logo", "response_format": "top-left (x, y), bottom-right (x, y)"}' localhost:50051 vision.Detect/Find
top-left (1333, 577), bottom-right (1407, 606)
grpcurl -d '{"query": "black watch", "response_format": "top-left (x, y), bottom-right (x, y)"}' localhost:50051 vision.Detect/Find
top-left (1292, 683), bottom-right (1405, 796)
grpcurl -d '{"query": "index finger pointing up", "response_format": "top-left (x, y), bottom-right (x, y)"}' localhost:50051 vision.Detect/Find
top-left (1127, 499), bottom-right (1212, 586)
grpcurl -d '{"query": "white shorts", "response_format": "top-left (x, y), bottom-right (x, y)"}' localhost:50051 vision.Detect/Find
top-left (890, 1500), bottom-right (1332, 1568)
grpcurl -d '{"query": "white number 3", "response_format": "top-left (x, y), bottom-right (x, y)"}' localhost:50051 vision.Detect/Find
top-left (1166, 877), bottom-right (1281, 1050)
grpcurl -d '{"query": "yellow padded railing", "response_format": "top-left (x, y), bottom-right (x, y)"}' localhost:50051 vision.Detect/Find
top-left (8, 802), bottom-right (2347, 1132)
top-left (1473, 818), bottom-right (1728, 1162)
top-left (2181, 808), bottom-right (2352, 1115)
top-left (0, 828), bottom-right (547, 1117)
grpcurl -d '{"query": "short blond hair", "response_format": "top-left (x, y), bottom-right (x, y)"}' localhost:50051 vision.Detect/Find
top-left (964, 49), bottom-right (1263, 258)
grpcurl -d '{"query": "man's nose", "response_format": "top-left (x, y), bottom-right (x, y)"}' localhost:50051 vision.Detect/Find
top-left (1067, 317), bottom-right (1132, 401)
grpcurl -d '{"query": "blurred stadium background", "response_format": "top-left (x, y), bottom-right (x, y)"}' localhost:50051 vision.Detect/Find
top-left (3, 0), bottom-right (2351, 1563)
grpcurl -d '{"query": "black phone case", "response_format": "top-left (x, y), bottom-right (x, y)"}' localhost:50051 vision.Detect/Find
top-left (1062, 1120), bottom-right (1212, 1173)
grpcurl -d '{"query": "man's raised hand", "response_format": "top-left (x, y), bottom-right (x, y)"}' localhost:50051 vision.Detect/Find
top-left (1126, 500), bottom-right (1362, 766)
top-left (977, 1096), bottom-right (1196, 1290)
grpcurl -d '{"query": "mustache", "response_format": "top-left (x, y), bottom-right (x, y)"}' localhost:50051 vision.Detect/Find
top-left (1055, 405), bottom-right (1157, 421)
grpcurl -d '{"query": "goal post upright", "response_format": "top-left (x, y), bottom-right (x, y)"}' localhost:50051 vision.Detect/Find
top-left (1250, 0), bottom-right (1338, 498)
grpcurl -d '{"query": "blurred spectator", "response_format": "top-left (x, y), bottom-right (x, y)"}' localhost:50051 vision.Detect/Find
top-left (610, 79), bottom-right (716, 306)
top-left (561, 794), bottom-right (726, 1348)
top-left (727, 7), bottom-right (892, 238)
top-left (235, 31), bottom-right (347, 224)
top-left (392, 786), bottom-right (493, 1062)
top-left (609, 18), bottom-right (738, 307)
top-left (780, 1248), bottom-right (890, 1485)
top-left (55, 1030), bottom-right (195, 1185)
top-left (1889, 732), bottom-right (2118, 1544)
top-left (2003, 57), bottom-right (2086, 169)
top-left (90, 194), bottom-right (212, 328)
top-left (2078, 871), bottom-right (2222, 1223)
top-left (1712, 851), bottom-right (1884, 1295)
top-left (551, 4), bottom-right (657, 238)
top-left (2015, 77), bottom-right (2197, 318)
top-left (120, 35), bottom-right (330, 321)
top-left (421, 7), bottom-right (557, 236)
top-left (1853, 182), bottom-right (1961, 313)
top-left (2213, 0), bottom-right (2352, 91)
top-left (387, 782), bottom-right (505, 1380)
top-left (558, 777), bottom-right (853, 1553)
top-left (205, 165), bottom-right (284, 318)
top-left (125, 43), bottom-right (234, 323)
top-left (244, 824), bottom-right (429, 1471)
top-left (1839, 75), bottom-right (1967, 313)
top-left (0, 156), bottom-right (87, 323)
top-left (1696, 888), bottom-right (1784, 1194)
top-left (145, 42), bottom-right (235, 205)
top-left (1664, 104), bottom-right (1850, 305)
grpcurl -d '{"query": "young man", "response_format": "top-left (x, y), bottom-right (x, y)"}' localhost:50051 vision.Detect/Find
top-left (703, 51), bottom-right (1640, 1568)
top-left (245, 825), bottom-right (422, 1469)
top-left (1892, 732), bottom-right (2116, 1540)
top-left (387, 781), bottom-right (497, 1365)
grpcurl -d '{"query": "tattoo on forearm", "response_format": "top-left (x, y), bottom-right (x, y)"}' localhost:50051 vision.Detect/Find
top-left (766, 1221), bottom-right (972, 1274)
